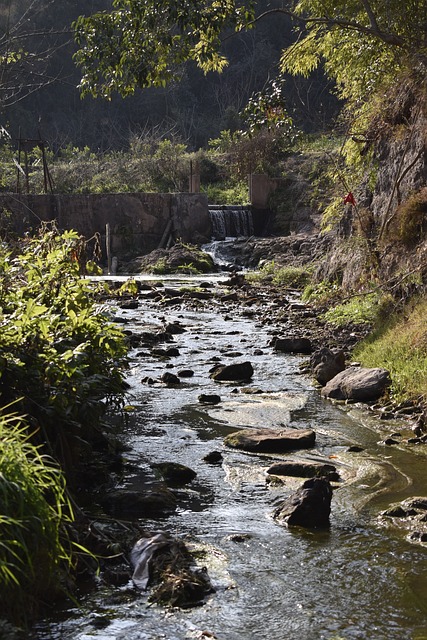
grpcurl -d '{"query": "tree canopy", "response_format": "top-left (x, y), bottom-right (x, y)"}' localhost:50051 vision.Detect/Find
top-left (74, 0), bottom-right (426, 116)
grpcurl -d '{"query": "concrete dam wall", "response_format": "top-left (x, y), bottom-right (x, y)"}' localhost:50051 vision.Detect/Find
top-left (0, 192), bottom-right (212, 260)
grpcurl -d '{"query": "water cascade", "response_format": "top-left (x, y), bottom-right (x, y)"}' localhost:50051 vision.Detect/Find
top-left (209, 205), bottom-right (254, 239)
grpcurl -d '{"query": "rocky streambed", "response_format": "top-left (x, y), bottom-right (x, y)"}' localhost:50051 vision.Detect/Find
top-left (33, 272), bottom-right (427, 640)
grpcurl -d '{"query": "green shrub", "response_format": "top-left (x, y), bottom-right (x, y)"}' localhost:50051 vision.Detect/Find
top-left (0, 224), bottom-right (128, 471)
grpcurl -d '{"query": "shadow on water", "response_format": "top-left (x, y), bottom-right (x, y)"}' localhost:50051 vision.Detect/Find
top-left (33, 278), bottom-right (427, 640)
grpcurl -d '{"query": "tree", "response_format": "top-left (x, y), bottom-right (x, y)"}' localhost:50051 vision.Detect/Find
top-left (74, 0), bottom-right (426, 113)
top-left (0, 0), bottom-right (73, 110)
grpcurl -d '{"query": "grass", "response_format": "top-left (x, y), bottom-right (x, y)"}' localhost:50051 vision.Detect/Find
top-left (354, 298), bottom-right (427, 402)
top-left (321, 292), bottom-right (392, 327)
top-left (248, 262), bottom-right (313, 288)
top-left (0, 409), bottom-right (74, 624)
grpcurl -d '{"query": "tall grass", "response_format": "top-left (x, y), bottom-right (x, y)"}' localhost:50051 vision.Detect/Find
top-left (354, 299), bottom-right (427, 401)
top-left (0, 409), bottom-right (73, 624)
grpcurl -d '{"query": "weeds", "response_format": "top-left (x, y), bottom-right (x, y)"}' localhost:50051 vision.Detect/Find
top-left (354, 298), bottom-right (427, 402)
top-left (248, 261), bottom-right (312, 289)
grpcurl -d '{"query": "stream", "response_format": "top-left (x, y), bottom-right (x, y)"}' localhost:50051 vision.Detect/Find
top-left (33, 273), bottom-right (427, 640)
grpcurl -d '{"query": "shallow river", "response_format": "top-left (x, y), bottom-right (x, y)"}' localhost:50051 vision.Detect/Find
top-left (34, 275), bottom-right (427, 640)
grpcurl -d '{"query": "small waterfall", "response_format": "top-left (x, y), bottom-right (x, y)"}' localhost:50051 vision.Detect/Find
top-left (209, 205), bottom-right (254, 240)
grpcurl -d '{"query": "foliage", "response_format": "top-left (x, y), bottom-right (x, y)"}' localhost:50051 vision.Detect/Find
top-left (0, 409), bottom-right (74, 624)
top-left (321, 291), bottom-right (393, 327)
top-left (0, 134), bottom-right (192, 195)
top-left (0, 224), bottom-right (128, 471)
top-left (354, 298), bottom-right (427, 402)
top-left (302, 279), bottom-right (339, 305)
top-left (248, 261), bottom-right (312, 288)
top-left (384, 187), bottom-right (427, 247)
top-left (73, 0), bottom-right (255, 98)
top-left (203, 180), bottom-right (249, 205)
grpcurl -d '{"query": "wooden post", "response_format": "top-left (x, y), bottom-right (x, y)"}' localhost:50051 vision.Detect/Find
top-left (106, 223), bottom-right (112, 274)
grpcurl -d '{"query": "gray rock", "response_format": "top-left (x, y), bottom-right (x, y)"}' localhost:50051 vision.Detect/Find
top-left (311, 347), bottom-right (346, 385)
top-left (224, 428), bottom-right (315, 453)
top-left (210, 361), bottom-right (254, 382)
top-left (321, 366), bottom-right (391, 401)
top-left (273, 477), bottom-right (332, 528)
top-left (198, 393), bottom-right (221, 404)
top-left (273, 337), bottom-right (312, 354)
top-left (102, 488), bottom-right (177, 518)
top-left (152, 462), bottom-right (196, 485)
top-left (178, 369), bottom-right (194, 377)
top-left (161, 372), bottom-right (181, 385)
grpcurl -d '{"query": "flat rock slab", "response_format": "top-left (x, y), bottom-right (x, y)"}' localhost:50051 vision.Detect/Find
top-left (267, 460), bottom-right (338, 480)
top-left (224, 428), bottom-right (315, 453)
top-left (321, 366), bottom-right (391, 401)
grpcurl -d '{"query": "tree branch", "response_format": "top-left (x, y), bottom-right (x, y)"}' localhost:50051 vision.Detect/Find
top-left (241, 7), bottom-right (404, 48)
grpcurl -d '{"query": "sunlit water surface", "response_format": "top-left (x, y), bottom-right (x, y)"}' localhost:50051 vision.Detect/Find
top-left (33, 277), bottom-right (427, 640)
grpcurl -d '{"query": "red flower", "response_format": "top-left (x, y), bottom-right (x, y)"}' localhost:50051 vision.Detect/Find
top-left (344, 192), bottom-right (356, 205)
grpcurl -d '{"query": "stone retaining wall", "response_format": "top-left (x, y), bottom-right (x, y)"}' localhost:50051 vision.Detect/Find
top-left (0, 192), bottom-right (212, 260)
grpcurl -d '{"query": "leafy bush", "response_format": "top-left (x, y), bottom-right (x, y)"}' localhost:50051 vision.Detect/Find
top-left (0, 224), bottom-right (128, 472)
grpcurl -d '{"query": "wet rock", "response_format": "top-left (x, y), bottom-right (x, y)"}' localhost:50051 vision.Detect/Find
top-left (267, 460), bottom-right (339, 481)
top-left (273, 477), bottom-right (332, 528)
top-left (178, 369), bottom-right (194, 378)
top-left (311, 347), bottom-right (346, 385)
top-left (120, 299), bottom-right (139, 310)
top-left (381, 438), bottom-right (399, 446)
top-left (221, 292), bottom-right (238, 302)
top-left (210, 361), bottom-right (254, 382)
top-left (164, 322), bottom-right (186, 334)
top-left (321, 366), bottom-right (391, 401)
top-left (198, 393), bottom-right (221, 404)
top-left (165, 347), bottom-right (180, 356)
top-left (382, 505), bottom-right (408, 518)
top-left (152, 462), bottom-right (197, 485)
top-left (203, 451), bottom-right (223, 464)
top-left (227, 533), bottom-right (251, 542)
top-left (161, 372), bottom-right (181, 385)
top-left (273, 336), bottom-right (312, 354)
top-left (224, 428), bottom-right (316, 453)
top-left (130, 533), bottom-right (214, 606)
top-left (101, 488), bottom-right (177, 518)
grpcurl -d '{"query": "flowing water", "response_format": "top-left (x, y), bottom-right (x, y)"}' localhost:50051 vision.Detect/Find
top-left (33, 275), bottom-right (427, 640)
top-left (208, 206), bottom-right (254, 240)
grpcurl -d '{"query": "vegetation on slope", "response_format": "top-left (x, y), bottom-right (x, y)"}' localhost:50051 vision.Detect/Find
top-left (0, 224), bottom-right (128, 625)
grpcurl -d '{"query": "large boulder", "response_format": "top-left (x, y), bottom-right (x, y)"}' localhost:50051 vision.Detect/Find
top-left (321, 366), bottom-right (391, 401)
top-left (311, 347), bottom-right (346, 385)
top-left (273, 337), bottom-right (312, 354)
top-left (210, 361), bottom-right (254, 382)
top-left (273, 477), bottom-right (333, 528)
top-left (224, 428), bottom-right (315, 453)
